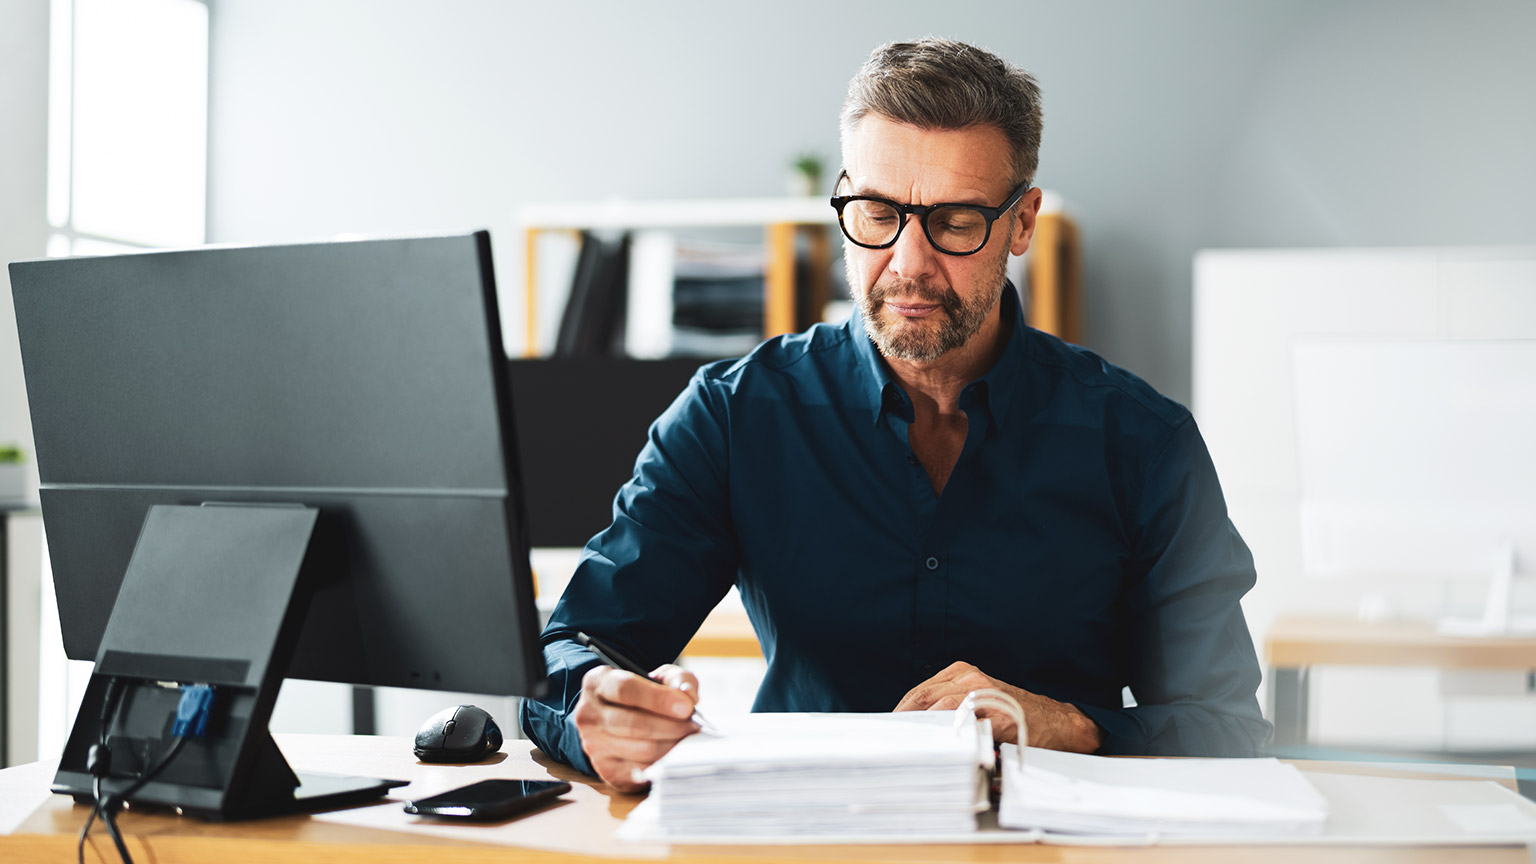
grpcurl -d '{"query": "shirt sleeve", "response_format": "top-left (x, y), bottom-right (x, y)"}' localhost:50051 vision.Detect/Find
top-left (1072, 416), bottom-right (1272, 757)
top-left (519, 368), bottom-right (739, 774)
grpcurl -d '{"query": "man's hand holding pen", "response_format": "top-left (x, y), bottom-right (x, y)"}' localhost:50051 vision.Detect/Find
top-left (573, 662), bottom-right (704, 793)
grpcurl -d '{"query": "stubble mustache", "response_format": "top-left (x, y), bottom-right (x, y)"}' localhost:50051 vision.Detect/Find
top-left (865, 279), bottom-right (963, 318)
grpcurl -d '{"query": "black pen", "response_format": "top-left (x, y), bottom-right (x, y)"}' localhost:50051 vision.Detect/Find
top-left (575, 631), bottom-right (722, 735)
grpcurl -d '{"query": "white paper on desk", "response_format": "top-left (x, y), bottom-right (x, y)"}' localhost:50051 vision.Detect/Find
top-left (621, 768), bottom-right (1536, 847)
top-left (998, 745), bottom-right (1329, 837)
top-left (634, 712), bottom-right (987, 837)
top-left (1302, 773), bottom-right (1536, 844)
top-left (642, 712), bottom-right (979, 777)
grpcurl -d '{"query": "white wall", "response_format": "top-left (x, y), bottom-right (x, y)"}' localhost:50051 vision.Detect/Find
top-left (204, 1), bottom-right (1536, 404)
top-left (199, 0), bottom-right (1536, 742)
top-left (0, 0), bottom-right (51, 767)
top-left (7, 0), bottom-right (1530, 753)
top-left (7, 0), bottom-right (1526, 420)
top-left (1207, 2), bottom-right (1536, 250)
top-left (1194, 246), bottom-right (1536, 749)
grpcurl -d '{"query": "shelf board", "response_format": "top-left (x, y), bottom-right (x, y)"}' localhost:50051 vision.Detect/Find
top-left (517, 197), bottom-right (837, 230)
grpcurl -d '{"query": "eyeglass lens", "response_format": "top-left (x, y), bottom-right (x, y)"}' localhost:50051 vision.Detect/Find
top-left (842, 200), bottom-right (991, 254)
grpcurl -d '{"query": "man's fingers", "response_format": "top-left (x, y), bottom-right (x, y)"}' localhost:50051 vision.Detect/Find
top-left (582, 726), bottom-right (685, 764)
top-left (649, 663), bottom-right (701, 707)
top-left (936, 660), bottom-right (979, 680)
top-left (575, 694), bottom-right (698, 741)
top-left (899, 684), bottom-right (967, 712)
top-left (894, 661), bottom-right (990, 712)
top-left (590, 755), bottom-right (653, 794)
top-left (593, 702), bottom-right (698, 740)
top-left (894, 684), bottom-right (939, 712)
top-left (575, 664), bottom-right (707, 792)
top-left (585, 666), bottom-right (697, 720)
top-left (928, 693), bottom-right (965, 711)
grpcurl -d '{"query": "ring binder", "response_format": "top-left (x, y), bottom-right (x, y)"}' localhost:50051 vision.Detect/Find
top-left (954, 688), bottom-right (1025, 773)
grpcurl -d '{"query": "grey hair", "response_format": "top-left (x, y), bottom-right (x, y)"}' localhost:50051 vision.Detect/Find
top-left (840, 38), bottom-right (1043, 188)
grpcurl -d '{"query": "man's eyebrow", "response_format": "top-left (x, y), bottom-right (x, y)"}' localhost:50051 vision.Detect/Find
top-left (842, 182), bottom-right (993, 207)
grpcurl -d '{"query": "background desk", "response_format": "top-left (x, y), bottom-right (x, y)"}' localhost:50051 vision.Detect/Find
top-left (1, 733), bottom-right (1531, 863)
top-left (684, 607), bottom-right (760, 659)
top-left (1267, 615), bottom-right (1536, 748)
top-left (0, 500), bottom-right (40, 768)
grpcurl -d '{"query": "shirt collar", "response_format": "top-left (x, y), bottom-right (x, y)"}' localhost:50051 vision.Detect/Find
top-left (847, 282), bottom-right (1030, 433)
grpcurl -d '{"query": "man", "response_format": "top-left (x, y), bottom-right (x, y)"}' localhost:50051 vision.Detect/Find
top-left (521, 38), bottom-right (1270, 792)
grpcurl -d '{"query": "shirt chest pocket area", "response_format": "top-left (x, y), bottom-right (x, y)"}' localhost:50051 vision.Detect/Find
top-left (945, 537), bottom-right (1129, 659)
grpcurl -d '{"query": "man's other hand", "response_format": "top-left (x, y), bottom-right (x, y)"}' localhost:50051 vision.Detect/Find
top-left (574, 663), bottom-right (702, 793)
top-left (894, 661), bottom-right (1104, 753)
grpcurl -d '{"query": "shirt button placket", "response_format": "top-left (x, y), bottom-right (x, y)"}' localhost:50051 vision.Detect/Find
top-left (915, 554), bottom-right (944, 674)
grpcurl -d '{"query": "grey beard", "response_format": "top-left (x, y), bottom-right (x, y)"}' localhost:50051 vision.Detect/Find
top-left (851, 247), bottom-right (1009, 364)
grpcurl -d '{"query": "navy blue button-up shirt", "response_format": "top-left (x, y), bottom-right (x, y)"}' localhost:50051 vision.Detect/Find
top-left (521, 287), bottom-right (1270, 774)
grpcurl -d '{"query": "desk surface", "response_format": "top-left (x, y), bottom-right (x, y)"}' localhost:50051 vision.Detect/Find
top-left (1267, 616), bottom-right (1536, 668)
top-left (684, 608), bottom-right (761, 659)
top-left (0, 734), bottom-right (1529, 863)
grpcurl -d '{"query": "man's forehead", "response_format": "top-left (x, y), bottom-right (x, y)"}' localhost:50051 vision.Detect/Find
top-left (842, 115), bottom-right (1013, 203)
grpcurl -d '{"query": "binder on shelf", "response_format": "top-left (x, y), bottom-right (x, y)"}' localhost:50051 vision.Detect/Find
top-left (555, 231), bottom-right (631, 357)
top-left (669, 239), bottom-right (770, 359)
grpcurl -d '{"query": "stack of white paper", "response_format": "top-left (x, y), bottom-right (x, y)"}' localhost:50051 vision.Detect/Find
top-left (998, 745), bottom-right (1330, 837)
top-left (637, 712), bottom-right (987, 837)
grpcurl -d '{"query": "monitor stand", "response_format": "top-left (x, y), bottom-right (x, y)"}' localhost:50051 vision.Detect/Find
top-left (1437, 543), bottom-right (1536, 637)
top-left (52, 504), bottom-right (405, 820)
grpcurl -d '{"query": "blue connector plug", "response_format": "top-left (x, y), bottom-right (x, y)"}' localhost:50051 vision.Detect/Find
top-left (173, 684), bottom-right (215, 737)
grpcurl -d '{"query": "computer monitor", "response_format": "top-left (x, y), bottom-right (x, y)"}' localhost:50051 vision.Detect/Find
top-left (507, 356), bottom-right (708, 548)
top-left (9, 231), bottom-right (544, 818)
top-left (1293, 339), bottom-right (1536, 634)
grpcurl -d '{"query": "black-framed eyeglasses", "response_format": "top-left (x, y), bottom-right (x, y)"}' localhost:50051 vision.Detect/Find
top-left (828, 170), bottom-right (1028, 256)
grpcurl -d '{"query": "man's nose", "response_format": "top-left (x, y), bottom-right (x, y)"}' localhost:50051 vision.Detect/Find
top-left (887, 215), bottom-right (940, 281)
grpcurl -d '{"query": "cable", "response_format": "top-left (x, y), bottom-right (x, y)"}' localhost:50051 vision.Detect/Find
top-left (76, 788), bottom-right (97, 864)
top-left (79, 677), bottom-right (124, 864)
top-left (78, 682), bottom-right (211, 864)
top-left (112, 735), bottom-right (188, 803)
top-left (98, 776), bottom-right (132, 863)
top-left (91, 735), bottom-right (187, 864)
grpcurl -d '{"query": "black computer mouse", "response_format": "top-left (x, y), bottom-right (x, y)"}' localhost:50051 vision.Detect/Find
top-left (414, 704), bottom-right (504, 763)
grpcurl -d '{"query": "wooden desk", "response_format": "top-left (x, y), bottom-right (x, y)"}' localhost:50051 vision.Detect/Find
top-left (683, 607), bottom-right (761, 659)
top-left (1266, 615), bottom-right (1536, 747)
top-left (1, 733), bottom-right (1529, 863)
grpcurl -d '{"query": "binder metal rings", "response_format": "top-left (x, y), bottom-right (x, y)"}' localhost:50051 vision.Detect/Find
top-left (955, 688), bottom-right (1027, 771)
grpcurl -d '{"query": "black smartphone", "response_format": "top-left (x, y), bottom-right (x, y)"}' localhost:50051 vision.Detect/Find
top-left (403, 779), bottom-right (572, 821)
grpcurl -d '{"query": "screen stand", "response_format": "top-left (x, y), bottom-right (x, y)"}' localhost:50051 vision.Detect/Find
top-left (52, 504), bottom-right (405, 820)
top-left (1438, 543), bottom-right (1536, 637)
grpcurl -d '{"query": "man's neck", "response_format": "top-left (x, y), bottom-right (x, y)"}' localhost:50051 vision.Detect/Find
top-left (883, 305), bottom-right (1009, 420)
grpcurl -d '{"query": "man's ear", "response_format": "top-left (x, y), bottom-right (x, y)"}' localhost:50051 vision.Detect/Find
top-left (1008, 188), bottom-right (1044, 257)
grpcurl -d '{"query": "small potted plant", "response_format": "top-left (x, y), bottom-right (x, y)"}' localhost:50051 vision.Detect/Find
top-left (0, 445), bottom-right (27, 501)
top-left (789, 152), bottom-right (824, 197)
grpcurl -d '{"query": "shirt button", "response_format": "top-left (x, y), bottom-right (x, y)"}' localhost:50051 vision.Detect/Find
top-left (925, 556), bottom-right (940, 570)
top-left (907, 453), bottom-right (919, 466)
top-left (918, 662), bottom-right (937, 678)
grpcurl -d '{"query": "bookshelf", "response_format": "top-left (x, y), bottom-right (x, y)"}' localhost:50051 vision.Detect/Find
top-left (515, 194), bottom-right (1080, 356)
top-left (517, 197), bottom-right (834, 357)
top-left (1026, 192), bottom-right (1083, 343)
